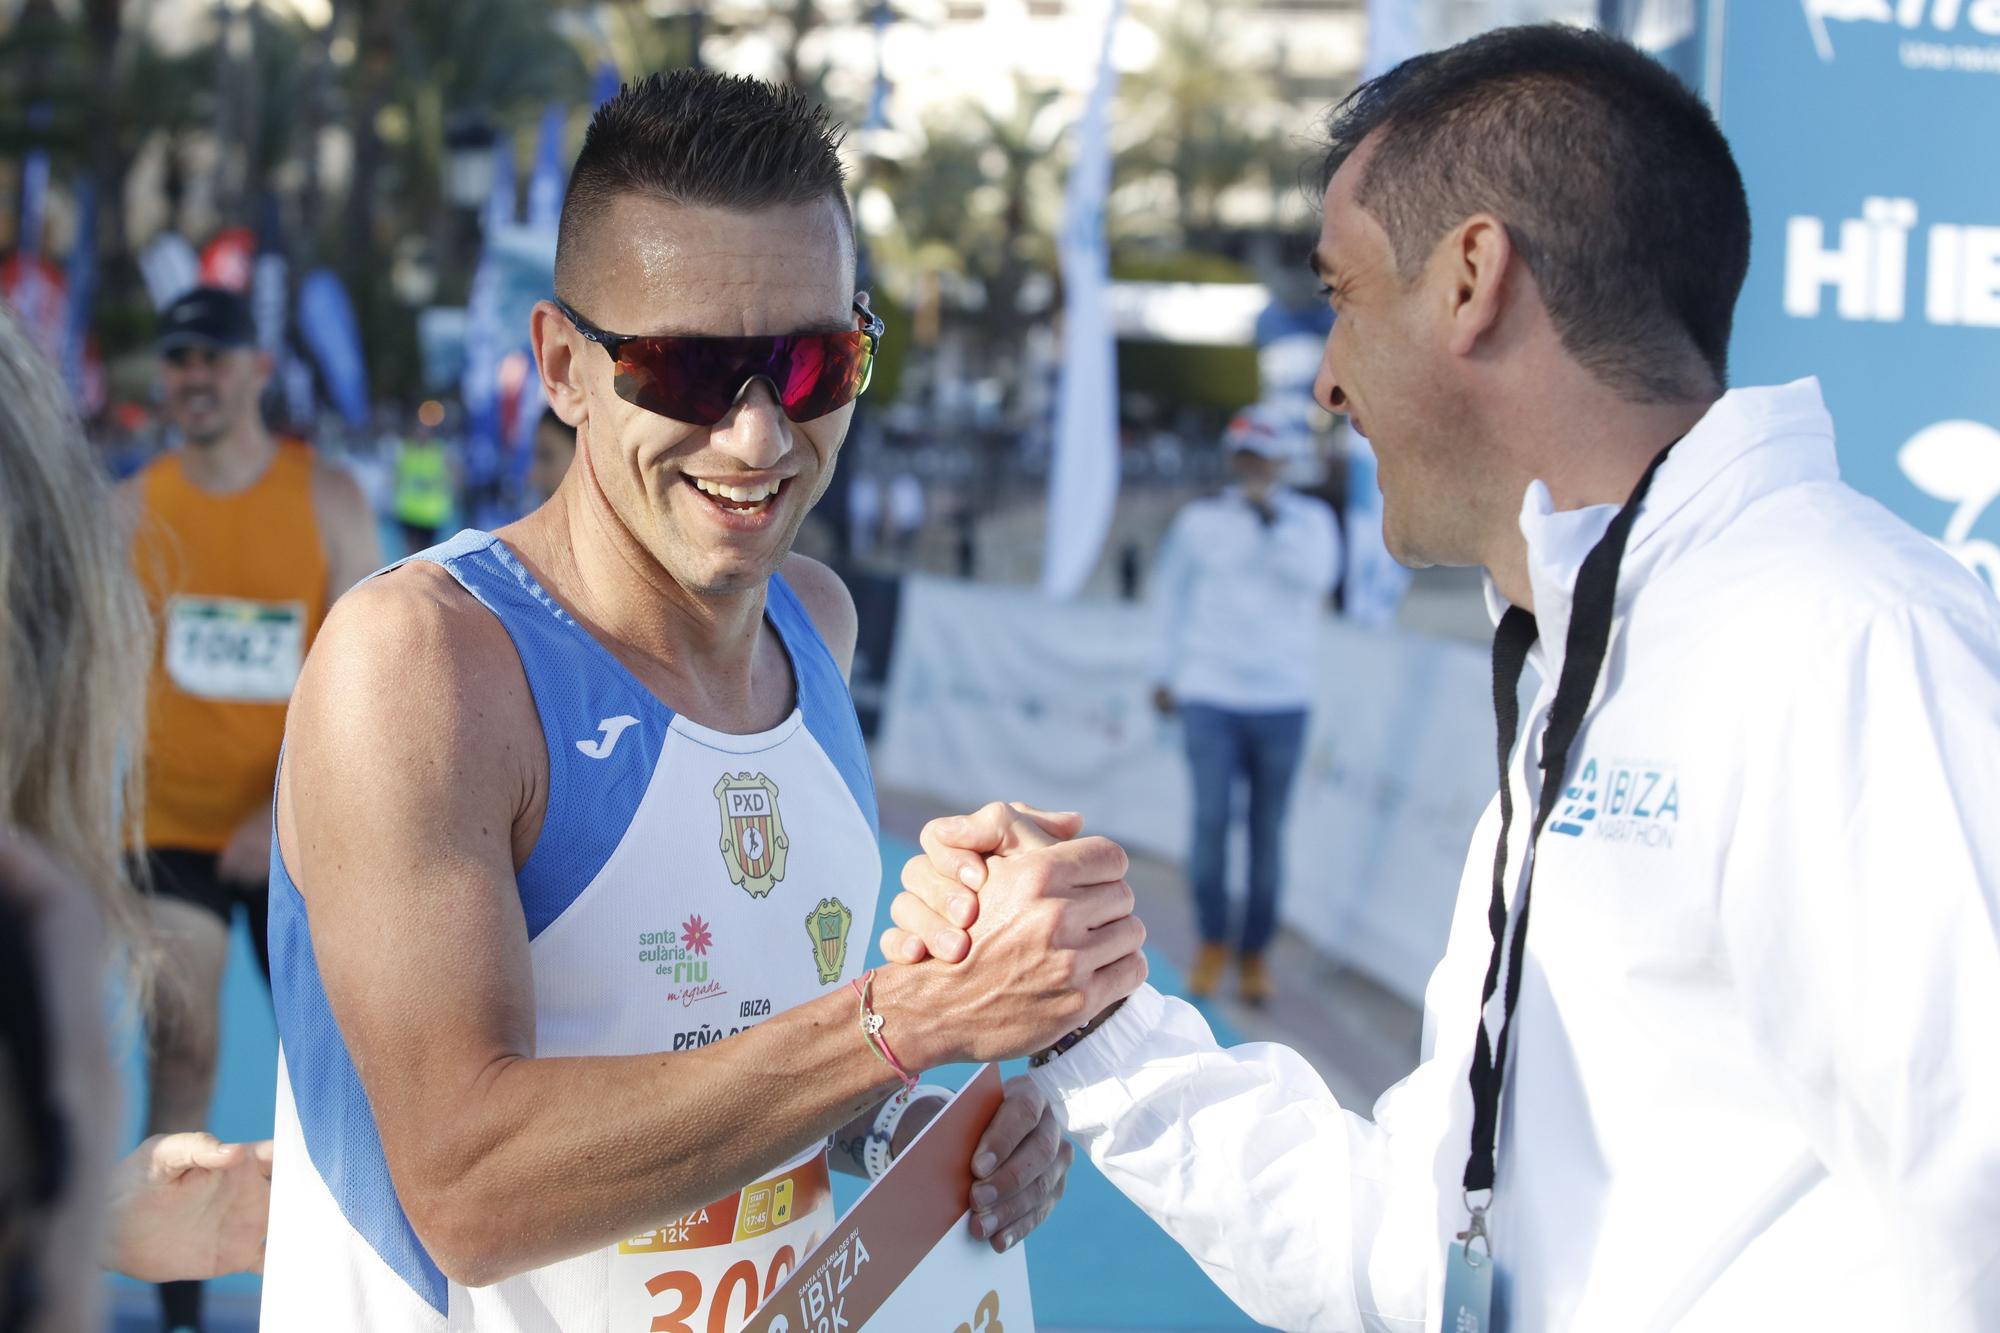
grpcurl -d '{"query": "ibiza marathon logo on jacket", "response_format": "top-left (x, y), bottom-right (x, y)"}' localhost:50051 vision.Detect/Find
top-left (1550, 757), bottom-right (1682, 850)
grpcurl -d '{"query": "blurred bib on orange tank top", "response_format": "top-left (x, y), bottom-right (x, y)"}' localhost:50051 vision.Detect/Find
top-left (133, 439), bottom-right (330, 851)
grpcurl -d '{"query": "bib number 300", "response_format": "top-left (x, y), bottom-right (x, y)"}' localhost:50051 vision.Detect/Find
top-left (641, 1245), bottom-right (801, 1333)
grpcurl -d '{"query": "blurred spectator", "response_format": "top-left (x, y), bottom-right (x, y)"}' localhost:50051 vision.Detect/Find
top-left (848, 470), bottom-right (882, 559)
top-left (1149, 405), bottom-right (1339, 1005)
top-left (0, 306), bottom-right (273, 1333)
top-left (888, 468), bottom-right (926, 558)
top-left (126, 286), bottom-right (382, 1331)
top-left (392, 404), bottom-right (456, 552)
top-left (529, 407), bottom-right (576, 504)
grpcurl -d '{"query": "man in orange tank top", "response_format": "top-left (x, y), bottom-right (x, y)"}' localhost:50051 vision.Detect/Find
top-left (125, 286), bottom-right (383, 1333)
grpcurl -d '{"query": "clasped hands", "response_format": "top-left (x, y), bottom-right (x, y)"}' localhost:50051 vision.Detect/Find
top-left (876, 803), bottom-right (1146, 1253)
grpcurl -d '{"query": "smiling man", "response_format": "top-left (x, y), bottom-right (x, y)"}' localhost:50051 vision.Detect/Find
top-left (259, 73), bottom-right (1145, 1332)
top-left (887, 24), bottom-right (2000, 1333)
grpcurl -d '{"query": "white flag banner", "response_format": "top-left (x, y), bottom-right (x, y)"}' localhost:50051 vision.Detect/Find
top-left (1042, 0), bottom-right (1125, 600)
top-left (138, 233), bottom-right (202, 311)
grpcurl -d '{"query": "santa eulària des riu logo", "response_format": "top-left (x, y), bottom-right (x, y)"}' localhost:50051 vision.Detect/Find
top-left (716, 771), bottom-right (791, 899)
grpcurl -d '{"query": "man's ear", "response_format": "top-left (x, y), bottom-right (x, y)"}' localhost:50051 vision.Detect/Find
top-left (532, 300), bottom-right (586, 427)
top-left (1442, 214), bottom-right (1515, 359)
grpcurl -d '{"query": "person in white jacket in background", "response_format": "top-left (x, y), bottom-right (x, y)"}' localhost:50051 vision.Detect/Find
top-left (881, 24), bottom-right (2000, 1333)
top-left (1149, 404), bottom-right (1338, 1005)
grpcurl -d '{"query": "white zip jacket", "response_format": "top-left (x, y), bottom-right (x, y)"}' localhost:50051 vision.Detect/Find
top-left (1150, 487), bottom-right (1340, 712)
top-left (1030, 380), bottom-right (2000, 1331)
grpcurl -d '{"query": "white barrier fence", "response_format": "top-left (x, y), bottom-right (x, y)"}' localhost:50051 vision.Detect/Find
top-left (874, 575), bottom-right (1500, 1006)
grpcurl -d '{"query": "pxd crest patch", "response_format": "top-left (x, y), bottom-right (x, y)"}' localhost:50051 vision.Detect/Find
top-left (716, 772), bottom-right (791, 898)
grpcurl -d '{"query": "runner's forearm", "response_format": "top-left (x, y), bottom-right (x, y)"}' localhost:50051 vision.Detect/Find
top-left (397, 985), bottom-right (906, 1286)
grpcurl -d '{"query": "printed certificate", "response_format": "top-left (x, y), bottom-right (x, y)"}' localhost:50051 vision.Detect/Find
top-left (743, 1064), bottom-right (1035, 1333)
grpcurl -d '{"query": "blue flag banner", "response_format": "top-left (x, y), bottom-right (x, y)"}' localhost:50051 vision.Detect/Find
top-left (526, 103), bottom-right (568, 232)
top-left (18, 130), bottom-right (49, 259)
top-left (252, 193), bottom-right (290, 359)
top-left (466, 139), bottom-right (523, 490)
top-left (1653, 3), bottom-right (2000, 594)
top-left (61, 174), bottom-right (97, 403)
top-left (594, 61), bottom-right (622, 110)
top-left (297, 268), bottom-right (371, 430)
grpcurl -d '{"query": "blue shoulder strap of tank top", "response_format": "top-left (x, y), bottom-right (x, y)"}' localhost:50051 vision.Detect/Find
top-left (765, 571), bottom-right (879, 839)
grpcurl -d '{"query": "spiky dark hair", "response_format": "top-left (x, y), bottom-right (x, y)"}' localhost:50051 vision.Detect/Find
top-left (555, 69), bottom-right (850, 296)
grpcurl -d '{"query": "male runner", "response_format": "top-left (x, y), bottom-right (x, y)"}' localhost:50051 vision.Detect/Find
top-left (261, 72), bottom-right (1145, 1331)
top-left (126, 284), bottom-right (381, 1332)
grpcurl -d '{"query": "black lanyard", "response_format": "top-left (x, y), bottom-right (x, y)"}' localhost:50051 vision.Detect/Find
top-left (1459, 445), bottom-right (1676, 1245)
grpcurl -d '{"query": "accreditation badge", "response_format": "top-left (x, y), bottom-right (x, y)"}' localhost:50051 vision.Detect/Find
top-left (1442, 1235), bottom-right (1496, 1333)
top-left (163, 595), bottom-right (307, 702)
top-left (611, 1153), bottom-right (834, 1333)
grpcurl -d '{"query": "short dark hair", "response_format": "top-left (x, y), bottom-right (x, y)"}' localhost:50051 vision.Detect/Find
top-left (556, 70), bottom-right (851, 297)
top-left (1319, 25), bottom-right (1749, 402)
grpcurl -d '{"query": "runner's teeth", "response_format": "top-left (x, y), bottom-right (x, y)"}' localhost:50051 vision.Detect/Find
top-left (693, 477), bottom-right (781, 504)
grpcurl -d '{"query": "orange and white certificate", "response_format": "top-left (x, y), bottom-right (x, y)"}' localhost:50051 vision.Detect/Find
top-left (741, 1064), bottom-right (1035, 1333)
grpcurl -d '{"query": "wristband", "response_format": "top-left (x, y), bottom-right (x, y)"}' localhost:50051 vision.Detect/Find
top-left (863, 1084), bottom-right (952, 1181)
top-left (1030, 998), bottom-right (1127, 1068)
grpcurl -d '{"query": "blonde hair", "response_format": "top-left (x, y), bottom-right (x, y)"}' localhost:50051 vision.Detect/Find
top-left (0, 307), bottom-right (151, 950)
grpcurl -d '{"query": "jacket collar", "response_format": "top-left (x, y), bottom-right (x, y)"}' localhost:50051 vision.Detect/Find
top-left (1482, 378), bottom-right (1842, 673)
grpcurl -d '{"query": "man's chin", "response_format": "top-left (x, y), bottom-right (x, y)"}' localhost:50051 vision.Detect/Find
top-left (172, 419), bottom-right (226, 446)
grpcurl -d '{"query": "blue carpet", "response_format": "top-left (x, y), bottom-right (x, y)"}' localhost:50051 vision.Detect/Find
top-left (107, 837), bottom-right (1265, 1331)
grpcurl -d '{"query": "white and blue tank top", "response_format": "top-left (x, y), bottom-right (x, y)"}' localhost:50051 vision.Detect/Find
top-left (261, 530), bottom-right (882, 1331)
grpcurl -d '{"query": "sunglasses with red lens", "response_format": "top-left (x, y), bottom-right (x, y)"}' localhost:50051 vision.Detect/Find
top-left (555, 298), bottom-right (885, 427)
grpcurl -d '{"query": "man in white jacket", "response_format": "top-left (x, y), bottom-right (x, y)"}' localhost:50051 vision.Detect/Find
top-left (881, 24), bottom-right (2000, 1332)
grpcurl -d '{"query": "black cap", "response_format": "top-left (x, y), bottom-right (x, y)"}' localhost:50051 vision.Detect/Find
top-left (157, 286), bottom-right (257, 353)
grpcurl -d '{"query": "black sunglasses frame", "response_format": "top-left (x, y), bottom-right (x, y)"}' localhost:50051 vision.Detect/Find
top-left (554, 298), bottom-right (885, 357)
top-left (554, 296), bottom-right (885, 423)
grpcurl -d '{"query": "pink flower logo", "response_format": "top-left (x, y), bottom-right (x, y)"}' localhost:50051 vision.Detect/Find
top-left (680, 915), bottom-right (714, 956)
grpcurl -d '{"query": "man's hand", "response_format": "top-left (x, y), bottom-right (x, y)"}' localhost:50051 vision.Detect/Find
top-left (217, 805), bottom-right (272, 884)
top-left (967, 1076), bottom-right (1073, 1252)
top-left (109, 1132), bottom-right (275, 1281)
top-left (880, 804), bottom-right (1147, 1067)
top-left (883, 803), bottom-right (1084, 964)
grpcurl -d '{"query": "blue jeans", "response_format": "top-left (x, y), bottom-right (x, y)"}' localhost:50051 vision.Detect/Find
top-left (1180, 704), bottom-right (1309, 956)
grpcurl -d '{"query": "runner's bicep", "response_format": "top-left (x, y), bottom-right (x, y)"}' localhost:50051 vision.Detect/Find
top-left (279, 578), bottom-right (542, 1115)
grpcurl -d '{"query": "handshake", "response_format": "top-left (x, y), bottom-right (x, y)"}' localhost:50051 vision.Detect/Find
top-left (870, 803), bottom-right (1150, 1069)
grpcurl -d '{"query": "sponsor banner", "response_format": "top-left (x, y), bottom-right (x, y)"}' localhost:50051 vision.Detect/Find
top-left (743, 1065), bottom-right (1035, 1333)
top-left (1708, 2), bottom-right (2000, 592)
top-left (875, 576), bottom-right (1493, 1004)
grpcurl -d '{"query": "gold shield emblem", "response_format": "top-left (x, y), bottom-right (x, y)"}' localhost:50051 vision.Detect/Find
top-left (715, 772), bottom-right (790, 898)
top-left (805, 897), bottom-right (853, 985)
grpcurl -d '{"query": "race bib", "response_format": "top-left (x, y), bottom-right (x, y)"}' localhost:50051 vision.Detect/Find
top-left (164, 596), bottom-right (307, 702)
top-left (612, 1154), bottom-right (833, 1333)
